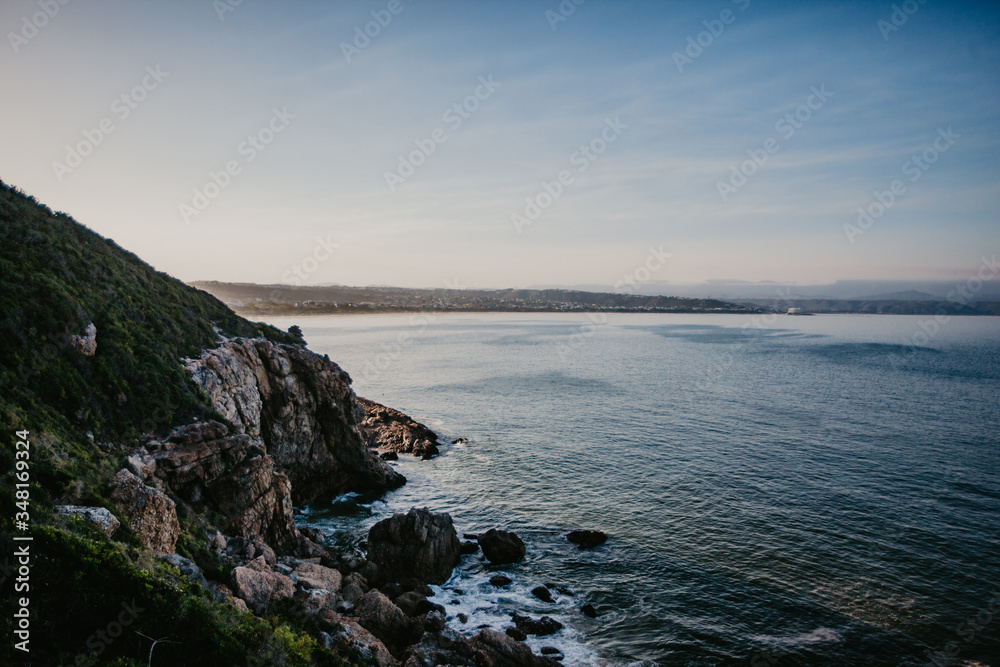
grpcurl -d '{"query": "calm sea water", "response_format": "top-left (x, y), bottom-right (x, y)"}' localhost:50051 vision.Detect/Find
top-left (265, 313), bottom-right (1000, 666)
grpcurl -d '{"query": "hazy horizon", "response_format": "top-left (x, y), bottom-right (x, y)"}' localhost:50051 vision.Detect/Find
top-left (2, 0), bottom-right (998, 290)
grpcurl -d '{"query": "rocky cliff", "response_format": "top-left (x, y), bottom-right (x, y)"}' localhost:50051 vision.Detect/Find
top-left (187, 337), bottom-right (405, 504)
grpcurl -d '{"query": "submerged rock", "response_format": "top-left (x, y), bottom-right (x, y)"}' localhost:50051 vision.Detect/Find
top-left (511, 612), bottom-right (563, 636)
top-left (531, 585), bottom-right (555, 603)
top-left (367, 507), bottom-right (461, 585)
top-left (566, 529), bottom-right (608, 549)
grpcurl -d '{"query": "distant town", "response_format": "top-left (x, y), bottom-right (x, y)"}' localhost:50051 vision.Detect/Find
top-left (190, 282), bottom-right (761, 316)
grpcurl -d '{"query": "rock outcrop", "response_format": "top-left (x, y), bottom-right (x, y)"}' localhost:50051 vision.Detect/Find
top-left (478, 528), bottom-right (526, 564)
top-left (471, 628), bottom-right (560, 667)
top-left (187, 338), bottom-right (405, 504)
top-left (56, 505), bottom-right (120, 537)
top-left (69, 321), bottom-right (97, 356)
top-left (144, 421), bottom-right (299, 550)
top-left (109, 469), bottom-right (179, 554)
top-left (357, 397), bottom-right (441, 459)
top-left (367, 508), bottom-right (461, 585)
top-left (355, 589), bottom-right (418, 654)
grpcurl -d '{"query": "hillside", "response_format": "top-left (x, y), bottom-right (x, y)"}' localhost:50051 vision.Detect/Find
top-left (0, 181), bottom-right (397, 666)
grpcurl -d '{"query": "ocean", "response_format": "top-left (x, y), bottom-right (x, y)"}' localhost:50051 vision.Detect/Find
top-left (263, 312), bottom-right (1000, 666)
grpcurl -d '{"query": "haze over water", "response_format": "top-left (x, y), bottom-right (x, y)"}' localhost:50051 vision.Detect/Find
top-left (269, 313), bottom-right (1000, 666)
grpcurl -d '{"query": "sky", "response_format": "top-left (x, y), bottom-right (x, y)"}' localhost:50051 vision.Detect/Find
top-left (1, 0), bottom-right (998, 290)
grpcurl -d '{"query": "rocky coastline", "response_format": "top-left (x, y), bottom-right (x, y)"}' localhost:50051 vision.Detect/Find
top-left (65, 335), bottom-right (605, 666)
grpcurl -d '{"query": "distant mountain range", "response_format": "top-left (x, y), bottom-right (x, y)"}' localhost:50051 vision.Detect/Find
top-left (552, 279), bottom-right (1000, 302)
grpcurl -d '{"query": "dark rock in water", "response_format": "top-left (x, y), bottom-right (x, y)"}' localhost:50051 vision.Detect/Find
top-left (460, 540), bottom-right (480, 555)
top-left (380, 451), bottom-right (398, 461)
top-left (453, 437), bottom-right (468, 444)
top-left (541, 646), bottom-right (564, 658)
top-left (357, 396), bottom-right (442, 459)
top-left (505, 626), bottom-right (527, 641)
top-left (566, 529), bottom-right (608, 549)
top-left (457, 613), bottom-right (469, 623)
top-left (511, 612), bottom-right (563, 636)
top-left (531, 585), bottom-right (554, 603)
top-left (463, 533), bottom-right (481, 540)
top-left (478, 528), bottom-right (526, 564)
top-left (581, 603), bottom-right (598, 618)
top-left (489, 574), bottom-right (513, 588)
top-left (367, 507), bottom-right (461, 585)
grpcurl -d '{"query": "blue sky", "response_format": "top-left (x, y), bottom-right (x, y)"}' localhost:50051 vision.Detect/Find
top-left (1, 0), bottom-right (998, 289)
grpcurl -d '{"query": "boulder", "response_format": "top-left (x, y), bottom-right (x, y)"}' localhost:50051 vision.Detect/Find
top-left (460, 540), bottom-right (479, 555)
top-left (231, 565), bottom-right (295, 614)
top-left (56, 505), bottom-right (120, 537)
top-left (355, 589), bottom-right (417, 653)
top-left (367, 508), bottom-right (461, 585)
top-left (511, 613), bottom-right (563, 636)
top-left (531, 585), bottom-right (554, 603)
top-left (403, 628), bottom-right (483, 667)
top-left (566, 529), bottom-right (608, 549)
top-left (477, 529), bottom-right (525, 564)
top-left (471, 628), bottom-right (560, 667)
top-left (157, 553), bottom-right (210, 592)
top-left (109, 469), bottom-right (180, 554)
top-left (293, 561), bottom-right (342, 593)
top-left (581, 603), bottom-right (598, 618)
top-left (320, 615), bottom-right (398, 667)
top-left (489, 575), bottom-right (513, 588)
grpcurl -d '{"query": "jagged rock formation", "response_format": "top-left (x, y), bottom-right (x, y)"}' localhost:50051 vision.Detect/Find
top-left (68, 321), bottom-right (97, 356)
top-left (135, 421), bottom-right (299, 550)
top-left (357, 397), bottom-right (441, 459)
top-left (109, 469), bottom-right (180, 554)
top-left (187, 338), bottom-right (405, 503)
